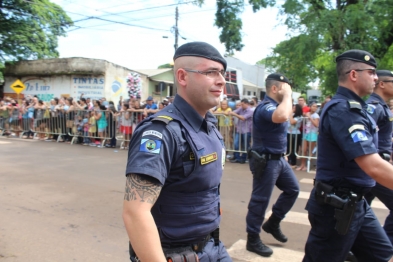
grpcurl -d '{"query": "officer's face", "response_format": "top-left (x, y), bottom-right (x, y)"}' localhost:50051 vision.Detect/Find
top-left (181, 57), bottom-right (226, 115)
top-left (357, 68), bottom-right (378, 96)
top-left (382, 77), bottom-right (393, 97)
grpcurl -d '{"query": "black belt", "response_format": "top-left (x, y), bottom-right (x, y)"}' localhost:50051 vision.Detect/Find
top-left (162, 228), bottom-right (220, 252)
top-left (314, 180), bottom-right (367, 202)
top-left (265, 153), bottom-right (284, 160)
top-left (129, 228), bottom-right (220, 259)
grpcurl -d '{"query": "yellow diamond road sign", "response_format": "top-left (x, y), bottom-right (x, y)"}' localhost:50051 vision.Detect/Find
top-left (10, 80), bottom-right (26, 94)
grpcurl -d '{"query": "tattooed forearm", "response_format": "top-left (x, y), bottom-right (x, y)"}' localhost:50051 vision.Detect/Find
top-left (124, 174), bottom-right (162, 204)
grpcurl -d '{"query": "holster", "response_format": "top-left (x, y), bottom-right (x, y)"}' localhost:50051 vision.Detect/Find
top-left (248, 149), bottom-right (267, 179)
top-left (129, 242), bottom-right (199, 262)
top-left (314, 180), bottom-right (358, 235)
top-left (164, 246), bottom-right (199, 262)
top-left (379, 152), bottom-right (391, 161)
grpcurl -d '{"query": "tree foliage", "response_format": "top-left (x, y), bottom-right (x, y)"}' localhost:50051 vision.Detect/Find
top-left (202, 0), bottom-right (393, 93)
top-left (0, 0), bottom-right (73, 63)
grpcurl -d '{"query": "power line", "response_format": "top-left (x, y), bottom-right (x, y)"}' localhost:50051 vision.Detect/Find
top-left (68, 16), bottom-right (170, 32)
top-left (68, 7), bottom-right (216, 32)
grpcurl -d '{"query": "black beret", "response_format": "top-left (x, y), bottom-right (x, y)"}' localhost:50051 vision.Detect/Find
top-left (377, 70), bottom-right (393, 78)
top-left (335, 49), bottom-right (377, 68)
top-left (266, 73), bottom-right (290, 84)
top-left (173, 42), bottom-right (227, 70)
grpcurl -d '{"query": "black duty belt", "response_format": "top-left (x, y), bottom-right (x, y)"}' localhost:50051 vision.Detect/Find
top-left (265, 153), bottom-right (285, 160)
top-left (162, 227), bottom-right (220, 252)
top-left (129, 228), bottom-right (220, 260)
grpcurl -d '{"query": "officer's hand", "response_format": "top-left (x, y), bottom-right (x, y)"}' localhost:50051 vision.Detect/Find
top-left (278, 83), bottom-right (292, 97)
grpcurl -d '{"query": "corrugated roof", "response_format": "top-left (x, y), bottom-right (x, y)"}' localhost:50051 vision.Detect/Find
top-left (135, 68), bottom-right (172, 77)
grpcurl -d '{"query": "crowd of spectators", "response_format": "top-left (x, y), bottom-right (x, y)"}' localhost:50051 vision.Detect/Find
top-left (0, 94), bottom-right (174, 149)
top-left (1, 92), bottom-right (335, 167)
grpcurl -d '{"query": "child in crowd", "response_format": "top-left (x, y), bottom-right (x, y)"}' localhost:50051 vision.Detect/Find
top-left (82, 113), bottom-right (90, 146)
top-left (297, 102), bottom-right (320, 171)
top-left (88, 111), bottom-right (97, 146)
top-left (119, 104), bottom-right (132, 149)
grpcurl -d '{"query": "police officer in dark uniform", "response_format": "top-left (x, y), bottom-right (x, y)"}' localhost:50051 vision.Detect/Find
top-left (122, 41), bottom-right (232, 262)
top-left (246, 73), bottom-right (300, 257)
top-left (303, 50), bottom-right (393, 262)
top-left (365, 70), bottom-right (393, 245)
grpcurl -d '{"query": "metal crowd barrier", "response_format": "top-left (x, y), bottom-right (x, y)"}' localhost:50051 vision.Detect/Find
top-left (292, 117), bottom-right (318, 173)
top-left (116, 111), bottom-right (145, 149)
top-left (214, 113), bottom-right (252, 158)
top-left (62, 109), bottom-right (114, 147)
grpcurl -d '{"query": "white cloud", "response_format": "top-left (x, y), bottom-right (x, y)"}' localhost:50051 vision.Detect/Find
top-left (57, 0), bottom-right (288, 69)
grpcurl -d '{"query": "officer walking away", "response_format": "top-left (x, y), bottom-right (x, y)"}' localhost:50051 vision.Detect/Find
top-left (303, 50), bottom-right (393, 262)
top-left (122, 41), bottom-right (232, 262)
top-left (246, 73), bottom-right (300, 257)
top-left (365, 70), bottom-right (393, 245)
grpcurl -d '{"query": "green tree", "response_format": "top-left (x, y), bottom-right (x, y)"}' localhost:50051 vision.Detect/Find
top-left (200, 0), bottom-right (393, 93)
top-left (0, 0), bottom-right (73, 63)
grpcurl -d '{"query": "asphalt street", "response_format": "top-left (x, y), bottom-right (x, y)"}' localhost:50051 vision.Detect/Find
top-left (0, 137), bottom-right (389, 262)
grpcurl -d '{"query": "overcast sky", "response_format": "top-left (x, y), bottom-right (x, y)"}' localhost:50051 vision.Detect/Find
top-left (54, 0), bottom-right (288, 70)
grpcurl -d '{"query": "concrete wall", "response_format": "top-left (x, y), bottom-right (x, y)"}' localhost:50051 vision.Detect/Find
top-left (3, 58), bottom-right (147, 103)
top-left (225, 56), bottom-right (265, 88)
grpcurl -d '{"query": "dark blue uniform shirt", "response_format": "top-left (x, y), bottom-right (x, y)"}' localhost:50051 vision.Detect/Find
top-left (252, 95), bottom-right (288, 154)
top-left (316, 86), bottom-right (378, 187)
top-left (366, 92), bottom-right (393, 154)
top-left (125, 95), bottom-right (225, 244)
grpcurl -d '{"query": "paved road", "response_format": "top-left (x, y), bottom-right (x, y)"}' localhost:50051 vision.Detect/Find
top-left (0, 137), bottom-right (389, 261)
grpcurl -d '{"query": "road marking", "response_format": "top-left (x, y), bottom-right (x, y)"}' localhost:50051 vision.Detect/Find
top-left (227, 239), bottom-right (304, 262)
top-left (299, 178), bottom-right (313, 184)
top-left (0, 141), bottom-right (11, 144)
top-left (266, 210), bottom-right (309, 226)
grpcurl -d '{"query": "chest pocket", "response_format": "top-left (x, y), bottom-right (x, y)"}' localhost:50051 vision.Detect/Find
top-left (182, 148), bottom-right (196, 177)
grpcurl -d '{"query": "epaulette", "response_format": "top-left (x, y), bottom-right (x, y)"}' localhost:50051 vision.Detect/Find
top-left (369, 100), bottom-right (379, 104)
top-left (152, 115), bottom-right (173, 125)
top-left (348, 100), bottom-right (362, 110)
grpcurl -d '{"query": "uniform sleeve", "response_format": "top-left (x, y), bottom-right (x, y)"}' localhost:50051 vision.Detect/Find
top-left (257, 104), bottom-right (276, 122)
top-left (327, 106), bottom-right (377, 161)
top-left (125, 121), bottom-right (176, 185)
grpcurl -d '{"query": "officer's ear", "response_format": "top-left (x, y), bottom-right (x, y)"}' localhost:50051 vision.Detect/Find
top-left (176, 68), bottom-right (188, 87)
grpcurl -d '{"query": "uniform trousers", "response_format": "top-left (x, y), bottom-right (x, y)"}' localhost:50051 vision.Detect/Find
top-left (365, 182), bottom-right (393, 245)
top-left (246, 157), bottom-right (300, 234)
top-left (303, 188), bottom-right (393, 262)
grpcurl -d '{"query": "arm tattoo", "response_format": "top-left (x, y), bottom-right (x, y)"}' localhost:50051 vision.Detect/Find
top-left (124, 174), bottom-right (162, 204)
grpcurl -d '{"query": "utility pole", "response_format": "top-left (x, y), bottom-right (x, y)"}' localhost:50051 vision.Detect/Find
top-left (174, 6), bottom-right (179, 51)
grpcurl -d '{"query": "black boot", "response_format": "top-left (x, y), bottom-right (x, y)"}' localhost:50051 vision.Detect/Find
top-left (246, 233), bottom-right (273, 257)
top-left (262, 214), bottom-right (288, 243)
top-left (345, 251), bottom-right (358, 262)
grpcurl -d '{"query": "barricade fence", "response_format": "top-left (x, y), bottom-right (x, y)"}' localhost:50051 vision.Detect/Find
top-left (1, 109), bottom-right (318, 170)
top-left (287, 117), bottom-right (318, 173)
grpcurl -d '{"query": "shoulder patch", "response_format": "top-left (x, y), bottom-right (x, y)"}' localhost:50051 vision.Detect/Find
top-left (139, 139), bottom-right (161, 154)
top-left (152, 115), bottom-right (173, 125)
top-left (142, 130), bottom-right (163, 139)
top-left (348, 100), bottom-right (362, 110)
top-left (351, 130), bottom-right (368, 143)
top-left (265, 105), bottom-right (276, 112)
top-left (366, 104), bottom-right (376, 114)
